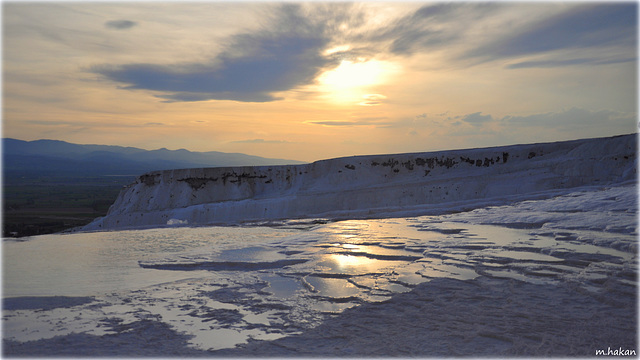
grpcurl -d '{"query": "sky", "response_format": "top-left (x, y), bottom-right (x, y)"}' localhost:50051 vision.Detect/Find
top-left (3, 2), bottom-right (638, 162)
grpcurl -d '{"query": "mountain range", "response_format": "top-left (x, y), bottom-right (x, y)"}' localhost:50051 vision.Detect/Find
top-left (3, 138), bottom-right (305, 184)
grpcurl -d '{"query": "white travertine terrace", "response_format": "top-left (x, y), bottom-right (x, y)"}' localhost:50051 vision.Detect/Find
top-left (82, 134), bottom-right (636, 231)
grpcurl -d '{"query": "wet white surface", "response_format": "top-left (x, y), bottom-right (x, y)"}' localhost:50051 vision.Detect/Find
top-left (3, 184), bottom-right (637, 355)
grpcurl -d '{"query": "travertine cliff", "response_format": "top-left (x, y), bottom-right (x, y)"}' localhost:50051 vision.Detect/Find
top-left (82, 134), bottom-right (636, 231)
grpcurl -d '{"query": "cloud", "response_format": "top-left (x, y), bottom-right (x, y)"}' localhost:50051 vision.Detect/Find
top-left (308, 117), bottom-right (390, 127)
top-left (335, 2), bottom-right (638, 77)
top-left (105, 20), bottom-right (137, 30)
top-left (26, 119), bottom-right (168, 129)
top-left (386, 4), bottom-right (460, 55)
top-left (231, 139), bottom-right (290, 144)
top-left (309, 121), bottom-right (360, 127)
top-left (453, 108), bottom-right (635, 132)
top-left (370, 3), bottom-right (498, 56)
top-left (501, 107), bottom-right (636, 130)
top-left (462, 112), bottom-right (493, 125)
top-left (94, 35), bottom-right (329, 102)
top-left (359, 3), bottom-right (635, 69)
top-left (93, 4), bottom-right (355, 103)
top-left (506, 57), bottom-right (636, 69)
top-left (92, 3), bottom-right (636, 105)
top-left (464, 4), bottom-right (637, 63)
top-left (373, 108), bottom-right (635, 139)
top-left (358, 94), bottom-right (386, 106)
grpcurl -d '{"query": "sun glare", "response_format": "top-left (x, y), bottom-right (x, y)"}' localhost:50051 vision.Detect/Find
top-left (320, 60), bottom-right (386, 89)
top-left (332, 254), bottom-right (372, 269)
top-left (317, 59), bottom-right (400, 104)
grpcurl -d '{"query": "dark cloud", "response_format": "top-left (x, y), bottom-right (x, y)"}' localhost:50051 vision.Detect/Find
top-left (389, 28), bottom-right (455, 56)
top-left (105, 20), bottom-right (137, 30)
top-left (462, 112), bottom-right (493, 125)
top-left (92, 3), bottom-right (636, 103)
top-left (372, 3), bottom-right (498, 56)
top-left (365, 3), bottom-right (635, 68)
top-left (464, 4), bottom-right (637, 62)
top-left (442, 107), bottom-right (636, 137)
top-left (502, 107), bottom-right (635, 129)
top-left (375, 108), bottom-right (634, 137)
top-left (506, 57), bottom-right (636, 69)
top-left (95, 36), bottom-right (329, 102)
top-left (456, 108), bottom-right (636, 131)
top-left (94, 4), bottom-right (356, 103)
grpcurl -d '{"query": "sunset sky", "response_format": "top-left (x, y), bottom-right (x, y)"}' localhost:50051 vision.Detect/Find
top-left (3, 2), bottom-right (637, 162)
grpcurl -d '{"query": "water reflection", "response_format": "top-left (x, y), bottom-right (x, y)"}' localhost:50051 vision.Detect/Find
top-left (3, 193), bottom-right (637, 353)
top-left (315, 254), bottom-right (399, 276)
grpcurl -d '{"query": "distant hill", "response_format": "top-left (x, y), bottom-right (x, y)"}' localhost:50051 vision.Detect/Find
top-left (2, 138), bottom-right (306, 236)
top-left (3, 138), bottom-right (305, 183)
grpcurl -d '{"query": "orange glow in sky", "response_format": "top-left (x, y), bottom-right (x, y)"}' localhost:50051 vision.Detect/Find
top-left (3, 2), bottom-right (637, 162)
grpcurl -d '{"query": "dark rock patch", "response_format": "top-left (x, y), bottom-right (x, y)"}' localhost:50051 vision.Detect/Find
top-left (178, 177), bottom-right (218, 190)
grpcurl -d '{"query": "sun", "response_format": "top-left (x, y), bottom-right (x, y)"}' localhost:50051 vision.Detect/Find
top-left (317, 58), bottom-right (400, 104)
top-left (319, 60), bottom-right (386, 89)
